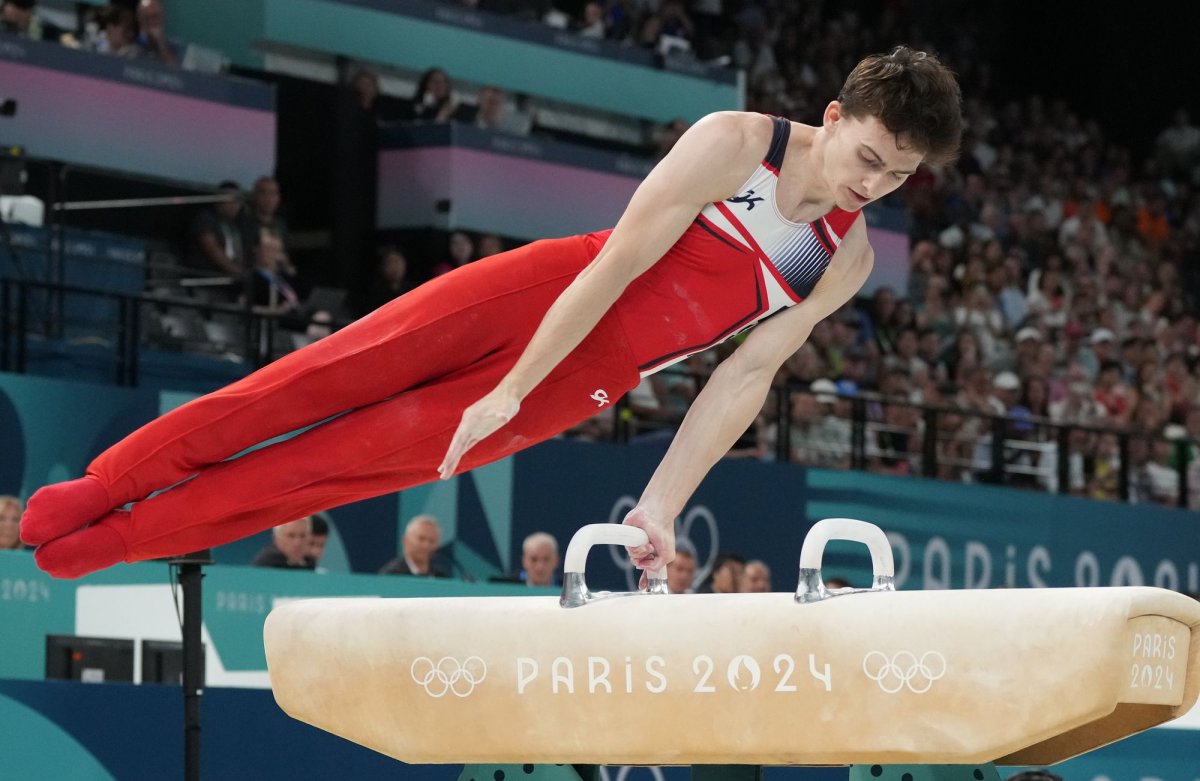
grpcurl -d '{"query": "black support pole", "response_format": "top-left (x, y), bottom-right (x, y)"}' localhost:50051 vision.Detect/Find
top-left (174, 550), bottom-right (211, 781)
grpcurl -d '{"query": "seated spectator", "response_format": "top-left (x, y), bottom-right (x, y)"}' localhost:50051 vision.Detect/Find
top-left (0, 495), bottom-right (23, 550)
top-left (247, 176), bottom-right (292, 259)
top-left (252, 517), bottom-right (315, 569)
top-left (250, 230), bottom-right (303, 315)
top-left (776, 388), bottom-right (849, 468)
top-left (1092, 359), bottom-right (1134, 426)
top-left (1050, 363), bottom-right (1106, 425)
top-left (432, 231), bottom-right (475, 277)
top-left (187, 181), bottom-right (248, 279)
top-left (577, 2), bottom-right (605, 38)
top-left (652, 118), bottom-right (690, 160)
top-left (1140, 436), bottom-right (1181, 505)
top-left (740, 560), bottom-right (771, 592)
top-left (697, 552), bottom-right (744, 594)
top-left (467, 85), bottom-right (530, 136)
top-left (379, 515), bottom-right (450, 577)
top-left (307, 515), bottom-right (329, 572)
top-left (134, 0), bottom-right (180, 66)
top-left (1156, 109), bottom-right (1200, 179)
top-left (358, 244), bottom-right (415, 316)
top-left (666, 546), bottom-right (697, 594)
top-left (1087, 432), bottom-right (1121, 501)
top-left (476, 234), bottom-right (505, 259)
top-left (409, 67), bottom-right (462, 123)
top-left (493, 531), bottom-right (560, 586)
top-left (87, 4), bottom-right (138, 58)
top-left (1, 0), bottom-right (63, 40)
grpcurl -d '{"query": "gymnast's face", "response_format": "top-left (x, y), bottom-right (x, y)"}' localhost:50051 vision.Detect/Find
top-left (821, 102), bottom-right (924, 212)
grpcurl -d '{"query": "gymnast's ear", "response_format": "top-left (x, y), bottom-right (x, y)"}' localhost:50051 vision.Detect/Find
top-left (822, 101), bottom-right (844, 132)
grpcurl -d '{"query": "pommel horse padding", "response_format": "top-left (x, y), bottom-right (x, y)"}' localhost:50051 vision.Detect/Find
top-left (264, 520), bottom-right (1200, 767)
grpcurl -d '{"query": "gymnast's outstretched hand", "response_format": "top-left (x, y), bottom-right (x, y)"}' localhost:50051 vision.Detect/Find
top-left (439, 387), bottom-right (521, 479)
top-left (621, 504), bottom-right (675, 585)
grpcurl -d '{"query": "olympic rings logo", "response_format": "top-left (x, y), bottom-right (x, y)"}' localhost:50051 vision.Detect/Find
top-left (862, 651), bottom-right (947, 694)
top-left (410, 656), bottom-right (488, 698)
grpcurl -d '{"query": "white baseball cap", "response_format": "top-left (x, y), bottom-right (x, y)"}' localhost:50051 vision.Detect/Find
top-left (992, 371), bottom-right (1021, 391)
top-left (810, 378), bottom-right (839, 404)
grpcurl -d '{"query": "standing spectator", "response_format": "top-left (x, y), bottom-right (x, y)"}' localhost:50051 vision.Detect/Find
top-left (740, 560), bottom-right (771, 592)
top-left (358, 244), bottom-right (415, 316)
top-left (187, 181), bottom-right (248, 278)
top-left (379, 515), bottom-right (449, 577)
top-left (251, 517), bottom-right (315, 569)
top-left (0, 495), bottom-right (23, 550)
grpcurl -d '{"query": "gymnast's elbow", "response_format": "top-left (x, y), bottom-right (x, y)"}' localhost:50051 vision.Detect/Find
top-left (717, 345), bottom-right (785, 401)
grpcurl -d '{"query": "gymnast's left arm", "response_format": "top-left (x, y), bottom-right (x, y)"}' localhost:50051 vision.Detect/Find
top-left (623, 222), bottom-right (874, 571)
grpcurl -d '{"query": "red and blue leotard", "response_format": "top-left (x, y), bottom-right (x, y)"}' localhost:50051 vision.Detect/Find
top-left (25, 116), bottom-right (862, 576)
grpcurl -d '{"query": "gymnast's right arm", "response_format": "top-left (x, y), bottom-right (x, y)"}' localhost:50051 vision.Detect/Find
top-left (438, 112), bottom-right (765, 478)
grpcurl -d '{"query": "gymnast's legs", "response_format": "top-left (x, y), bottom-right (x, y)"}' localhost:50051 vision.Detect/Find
top-left (22, 235), bottom-right (639, 577)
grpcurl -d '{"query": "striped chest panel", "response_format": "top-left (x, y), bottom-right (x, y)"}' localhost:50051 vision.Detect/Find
top-left (696, 116), bottom-right (857, 314)
top-left (614, 116), bottom-right (861, 377)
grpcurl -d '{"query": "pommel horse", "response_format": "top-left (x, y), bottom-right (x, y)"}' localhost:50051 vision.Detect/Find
top-left (264, 519), bottom-right (1200, 781)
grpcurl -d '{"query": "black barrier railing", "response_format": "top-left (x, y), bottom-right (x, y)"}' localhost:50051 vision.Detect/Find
top-left (610, 375), bottom-right (1197, 510)
top-left (0, 277), bottom-right (293, 385)
top-left (2, 277), bottom-right (1196, 509)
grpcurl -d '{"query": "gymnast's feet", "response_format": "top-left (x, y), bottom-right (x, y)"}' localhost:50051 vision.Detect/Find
top-left (19, 475), bottom-right (113, 547)
top-left (33, 510), bottom-right (131, 579)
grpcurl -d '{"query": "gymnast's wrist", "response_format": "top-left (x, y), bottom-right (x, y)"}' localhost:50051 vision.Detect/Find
top-left (495, 375), bottom-right (528, 405)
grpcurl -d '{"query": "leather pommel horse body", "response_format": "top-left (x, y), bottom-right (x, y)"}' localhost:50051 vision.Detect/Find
top-left (264, 520), bottom-right (1200, 768)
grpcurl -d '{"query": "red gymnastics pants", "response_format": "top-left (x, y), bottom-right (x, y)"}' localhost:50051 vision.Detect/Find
top-left (23, 235), bottom-right (641, 577)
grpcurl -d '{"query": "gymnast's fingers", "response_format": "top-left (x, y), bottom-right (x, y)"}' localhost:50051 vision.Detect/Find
top-left (437, 425), bottom-right (472, 480)
top-left (438, 393), bottom-right (520, 479)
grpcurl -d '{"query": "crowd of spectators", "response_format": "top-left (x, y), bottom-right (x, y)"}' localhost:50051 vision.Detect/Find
top-left (3, 0), bottom-right (185, 66)
top-left (506, 1), bottom-right (1200, 509)
top-left (6, 0), bottom-right (1200, 513)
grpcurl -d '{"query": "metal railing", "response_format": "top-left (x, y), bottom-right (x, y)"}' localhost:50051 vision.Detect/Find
top-left (2, 277), bottom-right (1196, 509)
top-left (611, 378), bottom-right (1197, 510)
top-left (0, 277), bottom-right (293, 385)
